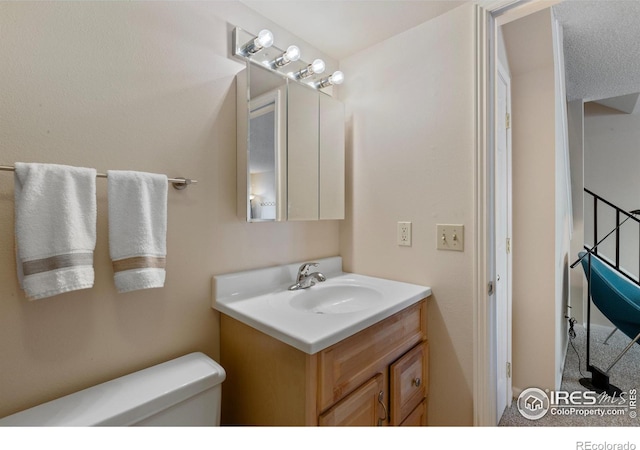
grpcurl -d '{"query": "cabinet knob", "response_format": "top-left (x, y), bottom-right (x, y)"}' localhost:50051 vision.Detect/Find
top-left (412, 377), bottom-right (421, 387)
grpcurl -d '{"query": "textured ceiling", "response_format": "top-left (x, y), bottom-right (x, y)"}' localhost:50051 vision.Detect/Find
top-left (240, 1), bottom-right (640, 104)
top-left (553, 0), bottom-right (640, 102)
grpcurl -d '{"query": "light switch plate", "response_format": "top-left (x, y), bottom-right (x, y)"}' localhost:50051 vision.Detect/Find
top-left (437, 224), bottom-right (464, 251)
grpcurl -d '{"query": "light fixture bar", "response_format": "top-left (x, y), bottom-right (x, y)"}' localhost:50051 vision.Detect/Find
top-left (233, 27), bottom-right (343, 90)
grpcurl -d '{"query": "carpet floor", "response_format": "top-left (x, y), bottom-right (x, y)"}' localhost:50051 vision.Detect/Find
top-left (498, 323), bottom-right (640, 426)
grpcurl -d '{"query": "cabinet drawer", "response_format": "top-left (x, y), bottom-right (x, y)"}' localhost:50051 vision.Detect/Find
top-left (318, 300), bottom-right (426, 412)
top-left (400, 399), bottom-right (427, 426)
top-left (390, 340), bottom-right (428, 425)
top-left (318, 374), bottom-right (385, 426)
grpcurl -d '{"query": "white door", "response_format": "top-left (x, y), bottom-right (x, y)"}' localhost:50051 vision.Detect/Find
top-left (495, 62), bottom-right (513, 421)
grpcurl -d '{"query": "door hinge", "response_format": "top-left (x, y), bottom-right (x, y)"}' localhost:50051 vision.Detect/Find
top-left (506, 112), bottom-right (511, 129)
top-left (488, 281), bottom-right (494, 296)
top-left (506, 238), bottom-right (511, 254)
top-left (507, 362), bottom-right (511, 378)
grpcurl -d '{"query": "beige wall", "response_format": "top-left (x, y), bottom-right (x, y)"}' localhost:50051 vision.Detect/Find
top-left (510, 64), bottom-right (557, 392)
top-left (504, 8), bottom-right (569, 393)
top-left (0, 2), bottom-right (340, 418)
top-left (339, 4), bottom-right (476, 425)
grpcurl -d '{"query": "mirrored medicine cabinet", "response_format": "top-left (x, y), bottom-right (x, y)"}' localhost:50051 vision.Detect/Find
top-left (235, 29), bottom-right (345, 222)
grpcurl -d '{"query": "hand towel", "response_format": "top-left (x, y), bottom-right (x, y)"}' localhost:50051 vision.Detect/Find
top-left (107, 170), bottom-right (167, 293)
top-left (14, 162), bottom-right (97, 300)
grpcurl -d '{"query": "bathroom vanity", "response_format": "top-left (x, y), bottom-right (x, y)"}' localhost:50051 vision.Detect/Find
top-left (212, 257), bottom-right (431, 426)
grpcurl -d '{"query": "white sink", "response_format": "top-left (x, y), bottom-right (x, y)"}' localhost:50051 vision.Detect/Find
top-left (212, 257), bottom-right (432, 354)
top-left (287, 284), bottom-right (385, 315)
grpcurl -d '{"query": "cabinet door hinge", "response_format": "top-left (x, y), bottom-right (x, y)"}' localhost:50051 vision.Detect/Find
top-left (506, 362), bottom-right (511, 378)
top-left (506, 237), bottom-right (511, 254)
top-left (506, 112), bottom-right (511, 129)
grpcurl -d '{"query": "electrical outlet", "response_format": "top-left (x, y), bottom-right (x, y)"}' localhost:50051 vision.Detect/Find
top-left (397, 221), bottom-right (412, 247)
top-left (436, 224), bottom-right (464, 251)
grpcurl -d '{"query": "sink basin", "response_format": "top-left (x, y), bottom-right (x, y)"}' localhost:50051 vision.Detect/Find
top-left (289, 285), bottom-right (385, 314)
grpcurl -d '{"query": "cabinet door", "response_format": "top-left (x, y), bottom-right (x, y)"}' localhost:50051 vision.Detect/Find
top-left (287, 82), bottom-right (319, 221)
top-left (319, 93), bottom-right (345, 220)
top-left (319, 374), bottom-right (385, 426)
top-left (390, 341), bottom-right (428, 425)
top-left (318, 301), bottom-right (425, 411)
top-left (400, 400), bottom-right (427, 426)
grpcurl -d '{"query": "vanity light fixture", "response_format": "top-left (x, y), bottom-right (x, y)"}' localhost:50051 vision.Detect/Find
top-left (294, 59), bottom-right (326, 79)
top-left (233, 27), bottom-right (345, 89)
top-left (317, 71), bottom-right (344, 88)
top-left (272, 45), bottom-right (301, 67)
top-left (240, 29), bottom-right (274, 55)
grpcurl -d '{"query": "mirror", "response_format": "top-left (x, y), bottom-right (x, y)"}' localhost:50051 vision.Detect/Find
top-left (287, 82), bottom-right (345, 221)
top-left (249, 99), bottom-right (277, 220)
top-left (287, 81), bottom-right (319, 220)
top-left (247, 64), bottom-right (287, 221)
top-left (319, 93), bottom-right (345, 220)
top-left (235, 29), bottom-right (345, 222)
top-left (237, 63), bottom-right (287, 222)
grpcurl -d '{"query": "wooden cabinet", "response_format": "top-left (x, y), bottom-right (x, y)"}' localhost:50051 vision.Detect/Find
top-left (220, 299), bottom-right (429, 426)
top-left (318, 374), bottom-right (384, 426)
top-left (390, 341), bottom-right (429, 425)
top-left (400, 400), bottom-right (428, 426)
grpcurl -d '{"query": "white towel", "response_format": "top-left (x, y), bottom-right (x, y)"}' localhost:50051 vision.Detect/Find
top-left (14, 163), bottom-right (97, 300)
top-left (107, 170), bottom-right (168, 293)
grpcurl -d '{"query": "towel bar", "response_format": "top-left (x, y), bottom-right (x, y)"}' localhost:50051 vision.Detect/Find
top-left (0, 165), bottom-right (197, 190)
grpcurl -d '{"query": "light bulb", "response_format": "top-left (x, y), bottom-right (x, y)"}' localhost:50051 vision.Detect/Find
top-left (273, 45), bottom-right (301, 67)
top-left (256, 29), bottom-right (274, 48)
top-left (311, 59), bottom-right (325, 74)
top-left (330, 71), bottom-right (344, 85)
top-left (242, 29), bottom-right (274, 54)
top-left (294, 58), bottom-right (326, 79)
top-left (285, 45), bottom-right (300, 62)
top-left (317, 70), bottom-right (346, 89)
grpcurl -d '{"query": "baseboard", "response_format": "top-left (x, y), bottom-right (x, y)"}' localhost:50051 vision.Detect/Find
top-left (511, 386), bottom-right (522, 400)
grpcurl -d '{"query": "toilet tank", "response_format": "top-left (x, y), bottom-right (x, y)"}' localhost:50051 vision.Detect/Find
top-left (0, 352), bottom-right (226, 426)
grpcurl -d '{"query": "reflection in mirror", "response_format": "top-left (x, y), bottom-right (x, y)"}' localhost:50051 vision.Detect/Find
top-left (247, 64), bottom-right (286, 221)
top-left (249, 97), bottom-right (276, 220)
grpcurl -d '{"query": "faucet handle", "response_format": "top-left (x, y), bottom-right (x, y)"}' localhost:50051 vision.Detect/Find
top-left (298, 262), bottom-right (318, 275)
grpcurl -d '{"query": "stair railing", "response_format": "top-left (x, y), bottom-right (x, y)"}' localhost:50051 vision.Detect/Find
top-left (569, 188), bottom-right (640, 396)
top-left (570, 188), bottom-right (640, 287)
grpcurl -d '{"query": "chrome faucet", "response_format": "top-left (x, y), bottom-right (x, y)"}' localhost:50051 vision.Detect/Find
top-left (288, 262), bottom-right (326, 290)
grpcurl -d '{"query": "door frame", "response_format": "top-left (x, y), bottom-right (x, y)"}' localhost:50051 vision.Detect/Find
top-left (473, 0), bottom-right (561, 426)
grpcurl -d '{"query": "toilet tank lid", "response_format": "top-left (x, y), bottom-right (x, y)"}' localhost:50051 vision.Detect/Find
top-left (0, 352), bottom-right (226, 426)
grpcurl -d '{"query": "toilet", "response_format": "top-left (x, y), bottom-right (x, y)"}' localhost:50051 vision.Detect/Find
top-left (0, 352), bottom-right (226, 426)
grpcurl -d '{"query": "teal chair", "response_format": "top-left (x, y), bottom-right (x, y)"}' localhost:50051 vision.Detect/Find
top-left (579, 251), bottom-right (640, 395)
